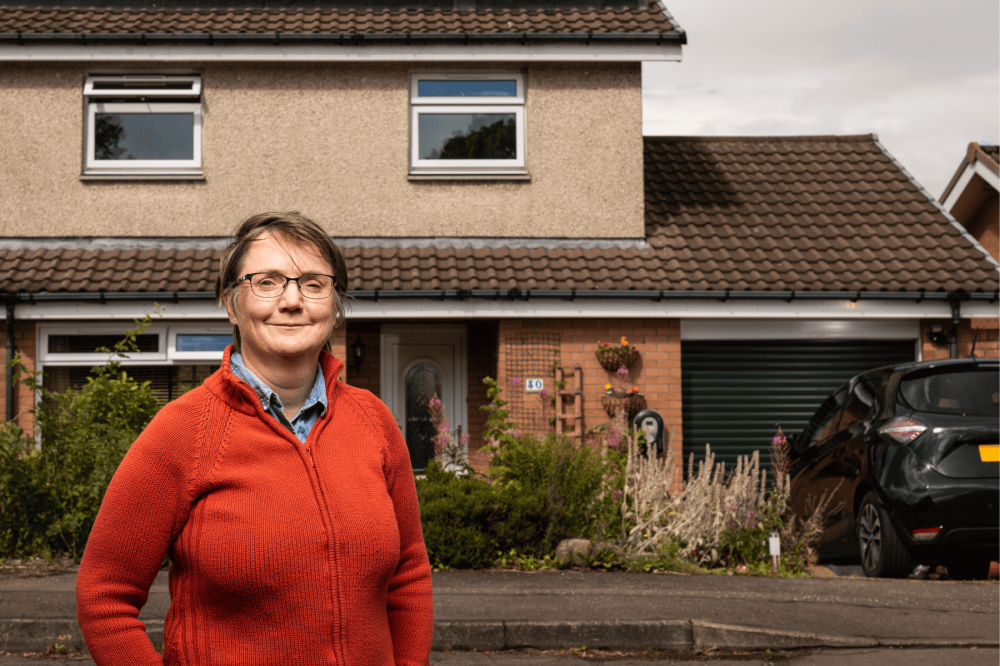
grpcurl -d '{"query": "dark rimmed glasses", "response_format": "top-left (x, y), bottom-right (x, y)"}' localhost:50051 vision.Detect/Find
top-left (235, 272), bottom-right (336, 300)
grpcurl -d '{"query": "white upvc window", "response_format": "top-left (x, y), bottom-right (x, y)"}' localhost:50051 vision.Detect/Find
top-left (38, 323), bottom-right (231, 368)
top-left (168, 325), bottom-right (235, 361)
top-left (82, 74), bottom-right (203, 179)
top-left (409, 72), bottom-right (526, 177)
top-left (37, 322), bottom-right (231, 405)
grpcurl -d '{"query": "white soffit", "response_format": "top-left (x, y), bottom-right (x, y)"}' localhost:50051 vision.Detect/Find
top-left (11, 297), bottom-right (998, 320)
top-left (681, 318), bottom-right (919, 341)
top-left (0, 42), bottom-right (682, 62)
top-left (941, 160), bottom-right (1000, 211)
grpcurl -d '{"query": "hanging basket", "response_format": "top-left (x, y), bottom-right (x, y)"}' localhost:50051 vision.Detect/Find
top-left (596, 346), bottom-right (639, 372)
top-left (601, 394), bottom-right (647, 421)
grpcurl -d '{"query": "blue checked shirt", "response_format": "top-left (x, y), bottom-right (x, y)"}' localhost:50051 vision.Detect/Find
top-left (230, 352), bottom-right (327, 443)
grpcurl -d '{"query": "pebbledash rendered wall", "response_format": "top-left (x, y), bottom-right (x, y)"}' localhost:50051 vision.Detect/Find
top-left (0, 61), bottom-right (644, 239)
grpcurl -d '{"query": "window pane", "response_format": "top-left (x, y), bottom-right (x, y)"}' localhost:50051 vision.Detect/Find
top-left (48, 334), bottom-right (158, 354)
top-left (94, 113), bottom-right (194, 160)
top-left (418, 80), bottom-right (516, 97)
top-left (418, 113), bottom-right (516, 160)
top-left (405, 362), bottom-right (442, 470)
top-left (900, 367), bottom-right (999, 416)
top-left (176, 334), bottom-right (232, 352)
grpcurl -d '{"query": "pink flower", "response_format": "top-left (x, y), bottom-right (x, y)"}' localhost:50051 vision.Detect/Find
top-left (428, 396), bottom-right (442, 408)
top-left (617, 367), bottom-right (629, 376)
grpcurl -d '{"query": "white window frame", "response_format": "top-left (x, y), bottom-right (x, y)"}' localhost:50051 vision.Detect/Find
top-left (409, 72), bottom-right (526, 175)
top-left (39, 324), bottom-right (168, 366)
top-left (83, 74), bottom-right (203, 178)
top-left (168, 325), bottom-right (234, 361)
top-left (38, 322), bottom-right (230, 368)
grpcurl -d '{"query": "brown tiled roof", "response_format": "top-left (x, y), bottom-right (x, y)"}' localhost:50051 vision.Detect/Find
top-left (642, 135), bottom-right (998, 292)
top-left (1, 135), bottom-right (997, 296)
top-left (0, 5), bottom-right (680, 37)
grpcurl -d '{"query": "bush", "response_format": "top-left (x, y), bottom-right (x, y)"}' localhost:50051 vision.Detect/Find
top-left (416, 377), bottom-right (624, 568)
top-left (0, 318), bottom-right (162, 559)
top-left (417, 461), bottom-right (549, 568)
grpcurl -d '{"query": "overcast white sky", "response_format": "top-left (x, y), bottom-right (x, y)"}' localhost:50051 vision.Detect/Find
top-left (642, 0), bottom-right (1000, 199)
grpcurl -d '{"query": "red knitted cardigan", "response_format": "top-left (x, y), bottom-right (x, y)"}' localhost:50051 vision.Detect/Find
top-left (77, 348), bottom-right (434, 665)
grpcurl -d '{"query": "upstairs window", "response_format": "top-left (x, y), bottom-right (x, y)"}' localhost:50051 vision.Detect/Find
top-left (83, 74), bottom-right (203, 179)
top-left (409, 73), bottom-right (526, 178)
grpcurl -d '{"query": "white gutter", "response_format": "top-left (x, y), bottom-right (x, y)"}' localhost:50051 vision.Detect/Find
top-left (10, 297), bottom-right (998, 321)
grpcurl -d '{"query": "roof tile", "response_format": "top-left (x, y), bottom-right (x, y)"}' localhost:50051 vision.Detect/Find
top-left (0, 4), bottom-right (678, 36)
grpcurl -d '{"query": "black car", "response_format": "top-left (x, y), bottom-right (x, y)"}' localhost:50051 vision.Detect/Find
top-left (788, 357), bottom-right (999, 579)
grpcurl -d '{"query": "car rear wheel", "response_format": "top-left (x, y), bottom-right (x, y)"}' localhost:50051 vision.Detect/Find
top-left (858, 492), bottom-right (911, 578)
top-left (945, 552), bottom-right (993, 581)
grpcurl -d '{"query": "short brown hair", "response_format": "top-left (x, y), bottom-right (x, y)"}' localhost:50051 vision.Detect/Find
top-left (216, 212), bottom-right (349, 354)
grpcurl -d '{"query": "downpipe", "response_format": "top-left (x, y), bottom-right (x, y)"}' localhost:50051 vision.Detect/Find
top-left (5, 300), bottom-right (13, 421)
top-left (949, 297), bottom-right (961, 359)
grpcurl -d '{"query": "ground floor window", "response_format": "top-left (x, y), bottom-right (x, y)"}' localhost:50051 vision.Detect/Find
top-left (43, 364), bottom-right (218, 405)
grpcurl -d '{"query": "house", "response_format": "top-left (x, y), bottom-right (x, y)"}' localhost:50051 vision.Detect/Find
top-left (1, 2), bottom-right (997, 477)
top-left (940, 142), bottom-right (999, 262)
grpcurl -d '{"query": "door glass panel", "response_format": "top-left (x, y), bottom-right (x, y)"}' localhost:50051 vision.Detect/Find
top-left (94, 113), bottom-right (194, 160)
top-left (405, 362), bottom-right (442, 470)
top-left (417, 113), bottom-right (516, 160)
top-left (418, 80), bottom-right (516, 97)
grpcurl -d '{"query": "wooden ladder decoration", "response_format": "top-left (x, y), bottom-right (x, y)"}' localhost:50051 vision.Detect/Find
top-left (554, 366), bottom-right (583, 439)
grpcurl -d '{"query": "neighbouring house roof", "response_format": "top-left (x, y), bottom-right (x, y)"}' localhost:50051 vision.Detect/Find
top-left (940, 141), bottom-right (1000, 204)
top-left (0, 3), bottom-right (684, 42)
top-left (1, 134), bottom-right (997, 298)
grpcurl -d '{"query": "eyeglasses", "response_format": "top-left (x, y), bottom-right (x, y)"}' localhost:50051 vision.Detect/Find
top-left (235, 272), bottom-right (336, 300)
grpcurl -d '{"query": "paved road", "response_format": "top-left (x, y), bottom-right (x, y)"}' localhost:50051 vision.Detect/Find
top-left (0, 647), bottom-right (995, 665)
top-left (431, 648), bottom-right (1000, 665)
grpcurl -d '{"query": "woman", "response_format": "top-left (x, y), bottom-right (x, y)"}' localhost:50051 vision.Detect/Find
top-left (77, 212), bottom-right (434, 665)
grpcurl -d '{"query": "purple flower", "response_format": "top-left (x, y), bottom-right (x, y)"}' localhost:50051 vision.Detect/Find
top-left (617, 367), bottom-right (629, 376)
top-left (429, 396), bottom-right (442, 408)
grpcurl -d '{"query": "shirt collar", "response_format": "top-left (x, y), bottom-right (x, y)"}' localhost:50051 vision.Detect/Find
top-left (230, 351), bottom-right (327, 417)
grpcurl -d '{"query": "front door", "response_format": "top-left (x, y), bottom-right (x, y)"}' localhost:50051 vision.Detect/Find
top-left (381, 325), bottom-right (467, 471)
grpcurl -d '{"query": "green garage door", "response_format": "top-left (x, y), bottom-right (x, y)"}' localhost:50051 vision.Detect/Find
top-left (681, 340), bottom-right (916, 472)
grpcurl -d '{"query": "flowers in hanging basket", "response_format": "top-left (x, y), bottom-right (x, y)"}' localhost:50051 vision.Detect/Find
top-left (595, 336), bottom-right (639, 372)
top-left (604, 383), bottom-right (643, 399)
top-left (601, 390), bottom-right (647, 420)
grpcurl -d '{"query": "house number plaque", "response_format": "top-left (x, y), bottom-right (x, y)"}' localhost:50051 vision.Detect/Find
top-left (525, 378), bottom-right (544, 392)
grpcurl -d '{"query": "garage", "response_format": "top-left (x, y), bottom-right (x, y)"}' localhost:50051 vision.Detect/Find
top-left (681, 339), bottom-right (916, 471)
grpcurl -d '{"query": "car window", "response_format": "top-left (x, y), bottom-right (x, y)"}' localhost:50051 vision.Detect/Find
top-left (900, 366), bottom-right (1000, 416)
top-left (804, 387), bottom-right (848, 448)
top-left (838, 376), bottom-right (877, 430)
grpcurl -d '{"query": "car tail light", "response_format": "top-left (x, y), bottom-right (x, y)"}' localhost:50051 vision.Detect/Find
top-left (879, 417), bottom-right (927, 444)
top-left (911, 527), bottom-right (941, 542)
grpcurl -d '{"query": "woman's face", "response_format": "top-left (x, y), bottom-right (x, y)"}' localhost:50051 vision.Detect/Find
top-left (225, 231), bottom-right (336, 364)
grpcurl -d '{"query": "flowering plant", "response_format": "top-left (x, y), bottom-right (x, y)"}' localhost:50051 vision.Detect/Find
top-left (600, 367), bottom-right (646, 420)
top-left (596, 336), bottom-right (639, 372)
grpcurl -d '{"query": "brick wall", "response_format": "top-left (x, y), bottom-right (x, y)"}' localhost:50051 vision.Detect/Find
top-left (493, 318), bottom-right (683, 471)
top-left (920, 318), bottom-right (999, 360)
top-left (1, 320), bottom-right (37, 436)
top-left (342, 322), bottom-right (381, 395)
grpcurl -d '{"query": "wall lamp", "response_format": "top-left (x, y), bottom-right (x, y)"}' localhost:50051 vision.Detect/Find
top-left (350, 334), bottom-right (367, 372)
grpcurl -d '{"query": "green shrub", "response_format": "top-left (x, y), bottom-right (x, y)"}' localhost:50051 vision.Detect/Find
top-left (0, 317), bottom-right (161, 559)
top-left (416, 461), bottom-right (548, 568)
